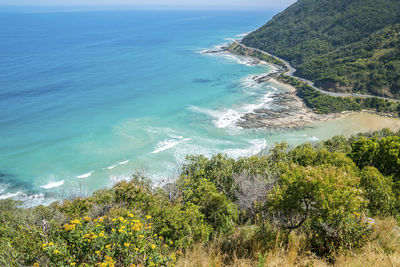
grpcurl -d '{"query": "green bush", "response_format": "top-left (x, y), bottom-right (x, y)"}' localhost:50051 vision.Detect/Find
top-left (360, 166), bottom-right (397, 216)
top-left (267, 164), bottom-right (370, 256)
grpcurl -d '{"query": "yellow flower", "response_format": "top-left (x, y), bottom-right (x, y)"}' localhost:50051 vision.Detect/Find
top-left (130, 264), bottom-right (136, 267)
top-left (33, 263), bottom-right (40, 267)
top-left (70, 219), bottom-right (81, 225)
top-left (112, 218), bottom-right (117, 222)
top-left (145, 215), bottom-right (152, 220)
top-left (159, 236), bottom-right (164, 240)
top-left (105, 255), bottom-right (113, 261)
top-left (105, 244), bottom-right (111, 249)
top-left (64, 223), bottom-right (76, 231)
top-left (95, 250), bottom-right (101, 255)
top-left (70, 263), bottom-right (76, 266)
top-left (118, 217), bottom-right (124, 222)
top-left (83, 216), bottom-right (91, 222)
top-left (48, 242), bottom-right (54, 246)
top-left (124, 242), bottom-right (131, 247)
top-left (112, 228), bottom-right (116, 232)
top-left (169, 241), bottom-right (173, 245)
top-left (139, 234), bottom-right (144, 239)
top-left (42, 243), bottom-right (47, 249)
top-left (150, 244), bottom-right (156, 249)
top-left (149, 262), bottom-right (155, 267)
top-left (164, 244), bottom-right (168, 248)
top-left (53, 249), bottom-right (59, 254)
top-left (128, 213), bottom-right (134, 218)
top-left (134, 247), bottom-right (139, 251)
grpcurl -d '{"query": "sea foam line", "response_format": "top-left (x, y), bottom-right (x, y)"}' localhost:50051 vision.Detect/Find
top-left (188, 91), bottom-right (273, 129)
top-left (40, 180), bottom-right (64, 189)
top-left (77, 171), bottom-right (94, 179)
top-left (105, 160), bottom-right (130, 170)
top-left (152, 138), bottom-right (190, 154)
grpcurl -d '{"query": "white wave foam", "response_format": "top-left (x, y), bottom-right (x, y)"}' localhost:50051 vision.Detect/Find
top-left (41, 180), bottom-right (64, 189)
top-left (189, 91), bottom-right (273, 129)
top-left (106, 164), bottom-right (117, 170)
top-left (219, 53), bottom-right (259, 66)
top-left (215, 109), bottom-right (244, 128)
top-left (0, 191), bottom-right (23, 200)
top-left (308, 136), bottom-right (319, 142)
top-left (77, 171), bottom-right (94, 179)
top-left (152, 138), bottom-right (190, 154)
top-left (224, 139), bottom-right (267, 159)
top-left (105, 160), bottom-right (130, 170)
top-left (0, 190), bottom-right (46, 203)
top-left (235, 32), bottom-right (251, 38)
top-left (199, 44), bottom-right (226, 54)
top-left (188, 105), bottom-right (242, 128)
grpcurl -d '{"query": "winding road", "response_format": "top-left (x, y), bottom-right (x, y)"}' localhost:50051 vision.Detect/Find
top-left (236, 42), bottom-right (400, 103)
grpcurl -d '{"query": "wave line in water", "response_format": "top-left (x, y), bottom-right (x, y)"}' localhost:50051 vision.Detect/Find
top-left (40, 180), bottom-right (64, 189)
top-left (77, 171), bottom-right (94, 179)
top-left (105, 160), bottom-right (130, 170)
top-left (152, 138), bottom-right (190, 154)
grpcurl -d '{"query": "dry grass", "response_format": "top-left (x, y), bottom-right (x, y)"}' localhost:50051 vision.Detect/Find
top-left (177, 218), bottom-right (400, 267)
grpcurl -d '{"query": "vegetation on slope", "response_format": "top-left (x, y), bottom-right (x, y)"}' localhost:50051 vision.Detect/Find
top-left (2, 129), bottom-right (400, 266)
top-left (278, 75), bottom-right (400, 115)
top-left (242, 0), bottom-right (400, 98)
top-left (227, 42), bottom-right (288, 70)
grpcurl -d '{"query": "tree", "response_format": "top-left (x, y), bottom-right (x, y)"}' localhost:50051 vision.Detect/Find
top-left (267, 164), bottom-right (370, 256)
top-left (360, 166), bottom-right (397, 216)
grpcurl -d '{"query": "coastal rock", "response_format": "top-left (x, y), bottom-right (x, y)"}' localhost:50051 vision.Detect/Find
top-left (236, 80), bottom-right (344, 129)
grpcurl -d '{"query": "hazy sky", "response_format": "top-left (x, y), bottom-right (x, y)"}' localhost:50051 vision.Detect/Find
top-left (2, 0), bottom-right (297, 8)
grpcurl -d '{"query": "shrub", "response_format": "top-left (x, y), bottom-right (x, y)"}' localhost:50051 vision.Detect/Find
top-left (267, 164), bottom-right (371, 256)
top-left (360, 166), bottom-right (397, 216)
top-left (41, 213), bottom-right (177, 266)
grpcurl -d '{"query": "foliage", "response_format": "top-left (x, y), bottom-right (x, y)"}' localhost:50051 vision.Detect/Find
top-left (2, 129), bottom-right (400, 265)
top-left (41, 214), bottom-right (176, 266)
top-left (278, 75), bottom-right (362, 114)
top-left (242, 0), bottom-right (400, 98)
top-left (360, 166), bottom-right (397, 216)
top-left (278, 74), bottom-right (400, 114)
top-left (350, 135), bottom-right (400, 180)
top-left (267, 164), bottom-right (370, 256)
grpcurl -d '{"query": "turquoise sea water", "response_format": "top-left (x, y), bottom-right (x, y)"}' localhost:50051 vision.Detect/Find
top-left (0, 9), bottom-right (385, 206)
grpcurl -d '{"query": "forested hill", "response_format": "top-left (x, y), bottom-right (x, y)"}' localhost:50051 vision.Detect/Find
top-left (242, 0), bottom-right (400, 99)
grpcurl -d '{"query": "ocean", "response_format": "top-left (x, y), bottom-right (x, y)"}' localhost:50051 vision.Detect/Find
top-left (0, 9), bottom-right (393, 206)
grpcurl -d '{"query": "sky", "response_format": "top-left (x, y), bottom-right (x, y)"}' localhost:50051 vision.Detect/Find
top-left (0, 0), bottom-right (297, 9)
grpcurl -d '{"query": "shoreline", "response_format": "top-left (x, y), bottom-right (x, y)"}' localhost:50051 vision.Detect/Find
top-left (203, 41), bottom-right (400, 131)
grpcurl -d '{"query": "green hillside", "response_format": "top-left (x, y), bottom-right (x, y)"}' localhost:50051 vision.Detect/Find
top-left (242, 0), bottom-right (400, 98)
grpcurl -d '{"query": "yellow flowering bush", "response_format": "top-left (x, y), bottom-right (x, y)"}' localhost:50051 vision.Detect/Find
top-left (42, 213), bottom-right (176, 266)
